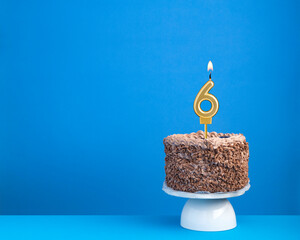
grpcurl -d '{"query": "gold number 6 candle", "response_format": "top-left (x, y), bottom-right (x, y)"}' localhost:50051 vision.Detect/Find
top-left (193, 61), bottom-right (219, 139)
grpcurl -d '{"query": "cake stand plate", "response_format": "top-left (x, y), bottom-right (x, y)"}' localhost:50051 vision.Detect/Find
top-left (162, 182), bottom-right (250, 232)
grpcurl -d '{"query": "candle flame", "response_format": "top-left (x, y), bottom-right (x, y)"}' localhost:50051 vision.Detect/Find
top-left (207, 61), bottom-right (213, 72)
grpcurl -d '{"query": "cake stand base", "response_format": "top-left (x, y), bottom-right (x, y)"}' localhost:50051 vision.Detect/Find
top-left (180, 198), bottom-right (236, 231)
top-left (163, 181), bottom-right (250, 232)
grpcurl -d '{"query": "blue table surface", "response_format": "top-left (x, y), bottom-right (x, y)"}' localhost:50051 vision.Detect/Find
top-left (0, 215), bottom-right (298, 240)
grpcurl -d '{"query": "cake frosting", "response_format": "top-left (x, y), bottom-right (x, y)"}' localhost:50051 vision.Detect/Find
top-left (163, 131), bottom-right (249, 193)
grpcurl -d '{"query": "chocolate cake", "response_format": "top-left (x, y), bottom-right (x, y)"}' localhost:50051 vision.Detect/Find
top-left (163, 131), bottom-right (249, 193)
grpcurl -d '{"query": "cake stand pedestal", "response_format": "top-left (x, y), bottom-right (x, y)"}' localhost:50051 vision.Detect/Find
top-left (162, 182), bottom-right (250, 232)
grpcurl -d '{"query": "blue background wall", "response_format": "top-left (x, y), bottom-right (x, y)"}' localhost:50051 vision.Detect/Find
top-left (0, 0), bottom-right (299, 215)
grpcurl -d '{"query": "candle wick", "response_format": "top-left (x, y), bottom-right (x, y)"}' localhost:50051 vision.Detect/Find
top-left (209, 73), bottom-right (211, 80)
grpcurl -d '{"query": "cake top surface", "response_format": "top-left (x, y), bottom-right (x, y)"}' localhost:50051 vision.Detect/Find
top-left (163, 130), bottom-right (246, 149)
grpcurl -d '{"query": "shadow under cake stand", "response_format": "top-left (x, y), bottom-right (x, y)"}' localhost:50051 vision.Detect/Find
top-left (162, 182), bottom-right (250, 231)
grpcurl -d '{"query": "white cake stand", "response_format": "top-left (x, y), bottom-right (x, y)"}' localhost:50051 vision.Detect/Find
top-left (162, 181), bottom-right (250, 232)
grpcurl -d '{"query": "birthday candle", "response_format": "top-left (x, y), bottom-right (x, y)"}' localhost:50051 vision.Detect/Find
top-left (193, 61), bottom-right (219, 139)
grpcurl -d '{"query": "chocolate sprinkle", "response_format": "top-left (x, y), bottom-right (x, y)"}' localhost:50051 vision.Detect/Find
top-left (163, 130), bottom-right (249, 193)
